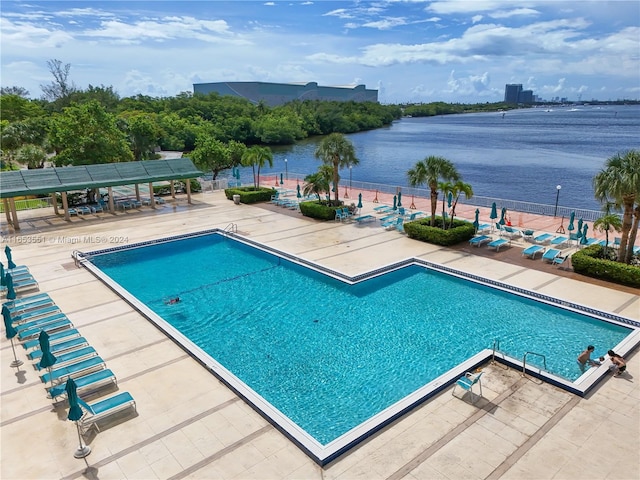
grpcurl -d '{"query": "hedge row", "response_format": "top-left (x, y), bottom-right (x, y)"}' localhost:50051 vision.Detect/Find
top-left (224, 186), bottom-right (274, 204)
top-left (571, 245), bottom-right (640, 288)
top-left (299, 201), bottom-right (342, 220)
top-left (404, 217), bottom-right (476, 246)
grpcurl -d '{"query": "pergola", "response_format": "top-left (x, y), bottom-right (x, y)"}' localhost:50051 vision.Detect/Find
top-left (0, 158), bottom-right (202, 230)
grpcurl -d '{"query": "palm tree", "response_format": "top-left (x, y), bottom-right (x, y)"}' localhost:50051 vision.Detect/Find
top-left (593, 150), bottom-right (640, 263)
top-left (303, 165), bottom-right (332, 200)
top-left (438, 181), bottom-right (453, 228)
top-left (314, 133), bottom-right (359, 205)
top-left (241, 145), bottom-right (273, 189)
top-left (407, 156), bottom-right (460, 227)
top-left (594, 213), bottom-right (622, 259)
top-left (449, 180), bottom-right (474, 228)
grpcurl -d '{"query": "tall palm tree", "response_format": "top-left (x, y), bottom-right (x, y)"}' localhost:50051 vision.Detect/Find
top-left (314, 133), bottom-right (359, 205)
top-left (303, 165), bottom-right (332, 200)
top-left (407, 156), bottom-right (460, 227)
top-left (594, 213), bottom-right (622, 259)
top-left (593, 150), bottom-right (640, 263)
top-left (241, 145), bottom-right (273, 189)
top-left (449, 180), bottom-right (474, 228)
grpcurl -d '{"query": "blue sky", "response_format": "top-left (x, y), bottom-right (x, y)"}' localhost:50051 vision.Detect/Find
top-left (2, 1), bottom-right (639, 103)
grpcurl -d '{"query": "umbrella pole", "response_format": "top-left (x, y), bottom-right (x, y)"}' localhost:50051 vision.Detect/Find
top-left (9, 338), bottom-right (23, 368)
top-left (74, 421), bottom-right (91, 458)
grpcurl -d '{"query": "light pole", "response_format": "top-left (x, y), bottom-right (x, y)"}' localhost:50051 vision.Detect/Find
top-left (284, 158), bottom-right (288, 181)
top-left (554, 184), bottom-right (561, 216)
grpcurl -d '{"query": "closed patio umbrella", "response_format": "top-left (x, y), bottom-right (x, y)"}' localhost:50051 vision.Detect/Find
top-left (280, 173), bottom-right (283, 185)
top-left (490, 202), bottom-right (497, 221)
top-left (576, 218), bottom-right (584, 238)
top-left (296, 184), bottom-right (301, 198)
top-left (499, 207), bottom-right (507, 225)
top-left (2, 305), bottom-right (23, 367)
top-left (447, 192), bottom-right (453, 208)
top-left (5, 246), bottom-right (16, 269)
top-left (357, 193), bottom-right (363, 209)
top-left (38, 331), bottom-right (57, 372)
top-left (0, 262), bottom-right (5, 286)
top-left (66, 378), bottom-right (91, 458)
top-left (581, 224), bottom-right (589, 244)
top-left (392, 195), bottom-right (397, 211)
top-left (568, 212), bottom-right (575, 232)
top-left (5, 273), bottom-right (16, 300)
top-left (397, 192), bottom-right (402, 207)
top-left (473, 209), bottom-right (480, 232)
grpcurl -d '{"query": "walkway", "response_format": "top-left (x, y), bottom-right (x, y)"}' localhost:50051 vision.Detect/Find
top-left (1, 191), bottom-right (638, 480)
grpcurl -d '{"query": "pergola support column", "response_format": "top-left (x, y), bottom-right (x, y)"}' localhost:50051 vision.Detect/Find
top-left (3, 198), bottom-right (12, 227)
top-left (186, 178), bottom-right (192, 204)
top-left (51, 193), bottom-right (59, 215)
top-left (149, 183), bottom-right (156, 209)
top-left (107, 187), bottom-right (115, 213)
top-left (170, 180), bottom-right (176, 199)
top-left (135, 184), bottom-right (141, 201)
top-left (61, 192), bottom-right (71, 221)
top-left (9, 198), bottom-right (20, 230)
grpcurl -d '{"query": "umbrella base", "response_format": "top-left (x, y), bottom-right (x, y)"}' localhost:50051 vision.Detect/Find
top-left (10, 359), bottom-right (23, 368)
top-left (74, 445), bottom-right (91, 458)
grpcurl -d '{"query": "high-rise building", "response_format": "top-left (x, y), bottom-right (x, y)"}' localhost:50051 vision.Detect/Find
top-left (504, 84), bottom-right (522, 103)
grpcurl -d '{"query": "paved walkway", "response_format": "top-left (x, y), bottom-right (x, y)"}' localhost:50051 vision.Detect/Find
top-left (1, 191), bottom-right (638, 480)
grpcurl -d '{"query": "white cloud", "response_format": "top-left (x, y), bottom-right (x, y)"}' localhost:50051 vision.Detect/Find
top-left (489, 8), bottom-right (540, 19)
top-left (362, 17), bottom-right (408, 30)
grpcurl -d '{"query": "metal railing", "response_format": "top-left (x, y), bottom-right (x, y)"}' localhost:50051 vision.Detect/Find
top-left (522, 351), bottom-right (548, 377)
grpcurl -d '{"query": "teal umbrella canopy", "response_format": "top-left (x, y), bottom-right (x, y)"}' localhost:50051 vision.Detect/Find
top-left (499, 207), bottom-right (507, 225)
top-left (2, 305), bottom-right (17, 339)
top-left (576, 218), bottom-right (584, 238)
top-left (568, 212), bottom-right (575, 231)
top-left (38, 331), bottom-right (57, 370)
top-left (280, 173), bottom-right (283, 185)
top-left (490, 203), bottom-right (498, 220)
top-left (397, 192), bottom-right (402, 207)
top-left (5, 246), bottom-right (16, 269)
top-left (66, 378), bottom-right (84, 421)
top-left (357, 193), bottom-right (363, 209)
top-left (473, 209), bottom-right (480, 230)
top-left (5, 273), bottom-right (16, 300)
top-left (296, 184), bottom-right (302, 198)
top-left (0, 262), bottom-right (5, 287)
top-left (392, 195), bottom-right (397, 210)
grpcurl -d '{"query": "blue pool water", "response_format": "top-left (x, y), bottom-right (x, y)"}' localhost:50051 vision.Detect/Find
top-left (90, 234), bottom-right (630, 445)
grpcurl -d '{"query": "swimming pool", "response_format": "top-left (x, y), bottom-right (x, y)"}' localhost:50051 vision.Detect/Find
top-left (81, 230), bottom-right (638, 464)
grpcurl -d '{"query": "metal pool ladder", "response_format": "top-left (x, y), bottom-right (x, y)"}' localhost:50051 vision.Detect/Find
top-left (223, 223), bottom-right (237, 234)
top-left (522, 351), bottom-right (548, 377)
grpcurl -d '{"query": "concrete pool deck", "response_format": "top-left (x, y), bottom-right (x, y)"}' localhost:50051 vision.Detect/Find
top-left (1, 191), bottom-right (638, 480)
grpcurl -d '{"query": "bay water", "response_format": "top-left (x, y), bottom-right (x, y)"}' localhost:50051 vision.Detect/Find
top-left (260, 105), bottom-right (639, 211)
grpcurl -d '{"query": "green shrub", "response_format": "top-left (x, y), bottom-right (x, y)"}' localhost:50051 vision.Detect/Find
top-left (299, 200), bottom-right (342, 220)
top-left (404, 217), bottom-right (476, 246)
top-left (571, 245), bottom-right (640, 288)
top-left (224, 186), bottom-right (273, 204)
top-left (176, 178), bottom-right (202, 193)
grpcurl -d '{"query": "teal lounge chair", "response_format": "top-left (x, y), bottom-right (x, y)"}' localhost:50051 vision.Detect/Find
top-left (18, 318), bottom-right (72, 341)
top-left (542, 248), bottom-right (562, 263)
top-left (469, 235), bottom-right (491, 247)
top-left (488, 238), bottom-right (510, 251)
top-left (373, 205), bottom-right (392, 213)
top-left (48, 368), bottom-right (117, 400)
top-left (383, 217), bottom-right (403, 231)
top-left (77, 206), bottom-right (92, 215)
top-left (522, 245), bottom-right (545, 259)
top-left (78, 392), bottom-right (137, 433)
top-left (7, 297), bottom-right (54, 316)
top-left (502, 226), bottom-right (520, 238)
top-left (534, 233), bottom-right (553, 244)
top-left (40, 356), bottom-right (105, 385)
top-left (35, 346), bottom-right (97, 371)
top-left (12, 305), bottom-right (61, 324)
top-left (4, 293), bottom-right (53, 313)
top-left (553, 254), bottom-right (569, 267)
top-left (28, 336), bottom-right (88, 360)
top-left (452, 372), bottom-right (483, 403)
top-left (550, 236), bottom-right (568, 247)
top-left (476, 223), bottom-right (491, 233)
top-left (22, 328), bottom-right (80, 350)
top-left (15, 312), bottom-right (68, 332)
top-left (354, 215), bottom-right (375, 224)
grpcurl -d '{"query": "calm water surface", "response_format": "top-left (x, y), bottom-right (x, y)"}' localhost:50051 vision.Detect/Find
top-left (256, 105), bottom-right (639, 210)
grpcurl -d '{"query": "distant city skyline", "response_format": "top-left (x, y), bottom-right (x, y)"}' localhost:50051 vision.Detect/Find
top-left (1, 1), bottom-right (639, 104)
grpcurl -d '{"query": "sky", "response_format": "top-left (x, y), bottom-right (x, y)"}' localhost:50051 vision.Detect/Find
top-left (1, 0), bottom-right (639, 104)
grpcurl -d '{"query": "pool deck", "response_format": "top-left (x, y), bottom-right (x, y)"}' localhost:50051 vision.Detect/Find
top-left (1, 191), bottom-right (639, 480)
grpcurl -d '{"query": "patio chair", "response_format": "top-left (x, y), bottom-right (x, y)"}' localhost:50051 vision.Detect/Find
top-left (553, 254), bottom-right (569, 268)
top-left (40, 356), bottom-right (105, 385)
top-left (17, 317), bottom-right (73, 341)
top-left (15, 312), bottom-right (68, 333)
top-left (12, 304), bottom-right (61, 324)
top-left (452, 371), bottom-right (483, 403)
top-left (78, 391), bottom-right (137, 433)
top-left (542, 248), bottom-right (562, 263)
top-left (487, 238), bottom-right (510, 251)
top-left (522, 245), bottom-right (544, 259)
top-left (48, 368), bottom-right (117, 401)
top-left (35, 346), bottom-right (97, 371)
top-left (22, 328), bottom-right (80, 350)
top-left (28, 336), bottom-right (88, 360)
top-left (533, 233), bottom-right (553, 244)
top-left (77, 206), bottom-right (92, 215)
top-left (469, 235), bottom-right (492, 247)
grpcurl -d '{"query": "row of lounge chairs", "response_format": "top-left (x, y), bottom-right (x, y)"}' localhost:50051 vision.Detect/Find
top-left (5, 288), bottom-right (137, 435)
top-left (0, 265), bottom-right (39, 298)
top-left (67, 196), bottom-right (166, 216)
